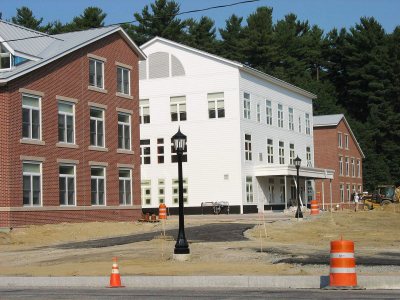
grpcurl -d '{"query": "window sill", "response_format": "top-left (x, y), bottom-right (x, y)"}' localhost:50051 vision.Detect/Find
top-left (117, 149), bottom-right (134, 155)
top-left (20, 139), bottom-right (45, 146)
top-left (56, 142), bottom-right (79, 149)
top-left (116, 92), bottom-right (133, 100)
top-left (88, 86), bottom-right (108, 94)
top-left (88, 146), bottom-right (109, 152)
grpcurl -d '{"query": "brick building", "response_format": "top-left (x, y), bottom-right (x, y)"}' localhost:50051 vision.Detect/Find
top-left (0, 20), bottom-right (146, 227)
top-left (313, 114), bottom-right (365, 209)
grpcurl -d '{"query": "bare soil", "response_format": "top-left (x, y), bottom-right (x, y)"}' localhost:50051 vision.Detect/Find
top-left (1, 206), bottom-right (399, 276)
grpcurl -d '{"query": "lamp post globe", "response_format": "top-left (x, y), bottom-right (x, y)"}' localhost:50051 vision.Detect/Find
top-left (294, 156), bottom-right (303, 219)
top-left (172, 127), bottom-right (190, 255)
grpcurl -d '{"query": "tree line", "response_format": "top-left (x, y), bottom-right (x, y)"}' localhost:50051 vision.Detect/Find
top-left (5, 1), bottom-right (400, 191)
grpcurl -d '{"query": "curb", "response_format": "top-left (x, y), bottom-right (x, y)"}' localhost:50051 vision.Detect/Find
top-left (0, 276), bottom-right (399, 289)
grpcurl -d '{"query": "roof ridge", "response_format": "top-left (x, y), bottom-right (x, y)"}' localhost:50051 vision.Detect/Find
top-left (52, 24), bottom-right (120, 37)
top-left (0, 19), bottom-right (57, 40)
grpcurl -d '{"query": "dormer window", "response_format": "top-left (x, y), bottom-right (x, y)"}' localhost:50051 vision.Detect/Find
top-left (0, 44), bottom-right (11, 70)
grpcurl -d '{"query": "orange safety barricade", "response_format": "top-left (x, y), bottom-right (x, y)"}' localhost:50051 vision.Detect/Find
top-left (329, 239), bottom-right (357, 287)
top-left (159, 203), bottom-right (167, 220)
top-left (310, 200), bottom-right (319, 215)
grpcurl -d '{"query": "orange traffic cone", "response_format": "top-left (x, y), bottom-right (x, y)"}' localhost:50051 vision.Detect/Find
top-left (109, 257), bottom-right (124, 288)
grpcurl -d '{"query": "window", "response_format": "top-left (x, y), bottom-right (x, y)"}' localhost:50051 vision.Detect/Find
top-left (246, 176), bottom-right (253, 203)
top-left (139, 99), bottom-right (150, 124)
top-left (339, 157), bottom-right (343, 176)
top-left (118, 113), bottom-right (131, 150)
top-left (357, 159), bottom-right (361, 177)
top-left (358, 185), bottom-right (362, 193)
top-left (340, 184), bottom-right (344, 202)
top-left (23, 162), bottom-right (41, 206)
top-left (345, 157), bottom-right (349, 176)
top-left (245, 134), bottom-right (252, 161)
top-left (265, 100), bottom-right (272, 125)
top-left (58, 102), bottom-right (75, 144)
top-left (278, 104), bottom-right (284, 128)
top-left (338, 132), bottom-right (343, 148)
top-left (298, 116), bottom-right (302, 133)
top-left (288, 107), bottom-right (294, 131)
top-left (289, 144), bottom-right (295, 165)
top-left (208, 92), bottom-right (225, 119)
top-left (256, 103), bottom-right (261, 122)
top-left (140, 139), bottom-right (151, 164)
top-left (351, 158), bottom-right (355, 177)
top-left (89, 58), bottom-right (104, 89)
top-left (279, 141), bottom-right (285, 164)
top-left (243, 92), bottom-right (251, 119)
top-left (158, 179), bottom-right (165, 204)
top-left (171, 138), bottom-right (187, 163)
top-left (267, 139), bottom-right (274, 164)
top-left (91, 167), bottom-right (105, 205)
top-left (59, 165), bottom-right (75, 206)
top-left (157, 138), bottom-right (164, 164)
top-left (170, 96), bottom-right (186, 121)
top-left (141, 180), bottom-right (151, 205)
top-left (119, 169), bottom-right (132, 205)
top-left (117, 67), bottom-right (130, 95)
top-left (305, 113), bottom-right (311, 135)
top-left (172, 178), bottom-right (188, 204)
top-left (0, 43), bottom-right (11, 69)
top-left (22, 94), bottom-right (41, 140)
top-left (90, 108), bottom-right (105, 147)
top-left (344, 134), bottom-right (349, 149)
top-left (346, 184), bottom-right (351, 202)
top-left (306, 146), bottom-right (312, 167)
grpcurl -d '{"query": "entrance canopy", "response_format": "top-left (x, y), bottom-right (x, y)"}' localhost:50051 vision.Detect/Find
top-left (254, 165), bottom-right (334, 179)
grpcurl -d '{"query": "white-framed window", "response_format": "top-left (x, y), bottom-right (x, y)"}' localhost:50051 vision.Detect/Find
top-left (208, 92), bottom-right (225, 119)
top-left (171, 138), bottom-right (187, 163)
top-left (59, 164), bottom-right (75, 206)
top-left (246, 176), bottom-right (253, 203)
top-left (278, 104), bottom-right (284, 128)
top-left (118, 113), bottom-right (131, 150)
top-left (358, 185), bottom-right (362, 193)
top-left (170, 96), bottom-right (186, 121)
top-left (157, 138), bottom-right (164, 164)
top-left (22, 94), bottom-right (41, 140)
top-left (139, 99), bottom-right (150, 124)
top-left (140, 139), bottom-right (151, 164)
top-left (340, 184), bottom-right (344, 202)
top-left (306, 146), bottom-right (312, 167)
top-left (338, 132), bottom-right (343, 148)
top-left (117, 67), bottom-right (130, 95)
top-left (265, 100), bottom-right (272, 125)
top-left (91, 166), bottom-right (105, 205)
top-left (245, 134), bottom-right (252, 161)
top-left (256, 103), bottom-right (261, 122)
top-left (351, 158), bottom-right (355, 177)
top-left (345, 134), bottom-right (349, 149)
top-left (339, 156), bottom-right (343, 176)
top-left (345, 157), bottom-right (349, 176)
top-left (288, 107), bottom-right (294, 131)
top-left (89, 58), bottom-right (104, 89)
top-left (357, 159), bottom-right (361, 177)
top-left (172, 178), bottom-right (188, 204)
top-left (0, 43), bottom-right (11, 70)
top-left (23, 162), bottom-right (41, 206)
top-left (243, 92), bottom-right (251, 119)
top-left (158, 179), bottom-right (165, 204)
top-left (305, 113), bottom-right (311, 135)
top-left (289, 143), bottom-right (295, 165)
top-left (141, 180), bottom-right (151, 205)
top-left (346, 184), bottom-right (351, 202)
top-left (58, 102), bottom-right (75, 144)
top-left (267, 139), bottom-right (274, 164)
top-left (298, 115), bottom-right (302, 133)
top-left (90, 108), bottom-right (105, 147)
top-left (279, 141), bottom-right (285, 164)
top-left (119, 168), bottom-right (132, 205)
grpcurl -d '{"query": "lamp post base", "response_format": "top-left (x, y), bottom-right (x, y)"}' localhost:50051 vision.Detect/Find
top-left (173, 253), bottom-right (191, 261)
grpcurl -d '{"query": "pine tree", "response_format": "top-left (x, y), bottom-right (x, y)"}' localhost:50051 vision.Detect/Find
top-left (184, 17), bottom-right (218, 53)
top-left (219, 14), bottom-right (246, 62)
top-left (11, 6), bottom-right (48, 32)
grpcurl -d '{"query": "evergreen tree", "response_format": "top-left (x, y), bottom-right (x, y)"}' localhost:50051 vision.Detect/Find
top-left (219, 14), bottom-right (246, 62)
top-left (70, 7), bottom-right (107, 30)
top-left (184, 17), bottom-right (218, 53)
top-left (11, 6), bottom-right (48, 32)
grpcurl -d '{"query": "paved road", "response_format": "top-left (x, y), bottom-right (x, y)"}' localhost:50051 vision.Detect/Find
top-left (1, 288), bottom-right (400, 300)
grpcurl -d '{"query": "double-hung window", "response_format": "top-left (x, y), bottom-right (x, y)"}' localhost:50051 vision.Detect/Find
top-left (298, 116), bottom-right (302, 133)
top-left (267, 139), bottom-right (274, 164)
top-left (23, 162), bottom-right (41, 206)
top-left (90, 108), bottom-right (105, 147)
top-left (305, 113), bottom-right (311, 135)
top-left (117, 67), bottom-right (130, 95)
top-left (243, 92), bottom-right (251, 119)
top-left (265, 100), bottom-right (272, 125)
top-left (141, 180), bottom-right (151, 205)
top-left (245, 134), bottom-right (252, 161)
top-left (91, 167), bottom-right (105, 205)
top-left (139, 99), bottom-right (150, 124)
top-left (278, 104), bottom-right (284, 128)
top-left (119, 169), bottom-right (132, 205)
top-left (89, 58), bottom-right (104, 89)
top-left (289, 144), bottom-right (295, 165)
top-left (279, 141), bottom-right (285, 164)
top-left (158, 179), bottom-right (165, 204)
top-left (59, 165), bottom-right (75, 206)
top-left (345, 134), bottom-right (349, 149)
top-left (345, 157), bottom-right (349, 176)
top-left (58, 102), bottom-right (75, 144)
top-left (306, 146), bottom-right (312, 167)
top-left (246, 177), bottom-right (253, 203)
top-left (288, 107), bottom-right (294, 131)
top-left (22, 94), bottom-right (41, 140)
top-left (338, 132), bottom-right (343, 148)
top-left (339, 157), bottom-right (343, 175)
top-left (351, 158), bottom-right (355, 177)
top-left (140, 139), bottom-right (151, 164)
top-left (118, 113), bottom-right (131, 150)
top-left (157, 138), bottom-right (164, 164)
top-left (0, 44), bottom-right (11, 69)
top-left (256, 103), bottom-right (261, 122)
top-left (170, 96), bottom-right (186, 121)
top-left (208, 92), bottom-right (225, 119)
top-left (357, 159), bottom-right (361, 177)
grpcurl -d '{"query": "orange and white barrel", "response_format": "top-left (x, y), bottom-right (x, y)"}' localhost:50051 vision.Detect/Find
top-left (310, 200), bottom-right (319, 215)
top-left (159, 203), bottom-right (167, 220)
top-left (329, 239), bottom-right (357, 287)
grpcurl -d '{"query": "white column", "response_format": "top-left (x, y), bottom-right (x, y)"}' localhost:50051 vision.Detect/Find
top-left (322, 179), bottom-right (325, 210)
top-left (284, 175), bottom-right (288, 210)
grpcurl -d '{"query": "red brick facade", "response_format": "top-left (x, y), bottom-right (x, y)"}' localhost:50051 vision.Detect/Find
top-left (314, 119), bottom-right (363, 208)
top-left (0, 32), bottom-right (142, 227)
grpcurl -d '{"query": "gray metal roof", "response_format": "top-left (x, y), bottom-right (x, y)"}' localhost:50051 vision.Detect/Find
top-left (0, 20), bottom-right (145, 84)
top-left (313, 114), bottom-right (344, 127)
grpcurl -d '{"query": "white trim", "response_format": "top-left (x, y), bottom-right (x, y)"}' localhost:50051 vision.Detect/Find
top-left (56, 95), bottom-right (78, 104)
top-left (19, 88), bottom-right (44, 97)
top-left (254, 165), bottom-right (335, 179)
top-left (87, 53), bottom-right (107, 62)
top-left (59, 164), bottom-right (77, 206)
top-left (329, 268), bottom-right (356, 274)
top-left (58, 100), bottom-right (76, 144)
top-left (22, 161), bottom-right (43, 207)
top-left (90, 166), bottom-right (107, 206)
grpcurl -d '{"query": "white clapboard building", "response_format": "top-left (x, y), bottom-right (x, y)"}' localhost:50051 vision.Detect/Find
top-left (139, 37), bottom-right (333, 214)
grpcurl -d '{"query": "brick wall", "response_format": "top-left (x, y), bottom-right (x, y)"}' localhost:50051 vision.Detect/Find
top-left (0, 32), bottom-right (142, 227)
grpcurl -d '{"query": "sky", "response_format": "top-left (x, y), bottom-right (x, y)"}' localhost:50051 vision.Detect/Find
top-left (0, 0), bottom-right (399, 34)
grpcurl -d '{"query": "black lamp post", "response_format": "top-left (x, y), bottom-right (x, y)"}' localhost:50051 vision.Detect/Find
top-left (294, 156), bottom-right (303, 219)
top-left (172, 127), bottom-right (190, 255)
